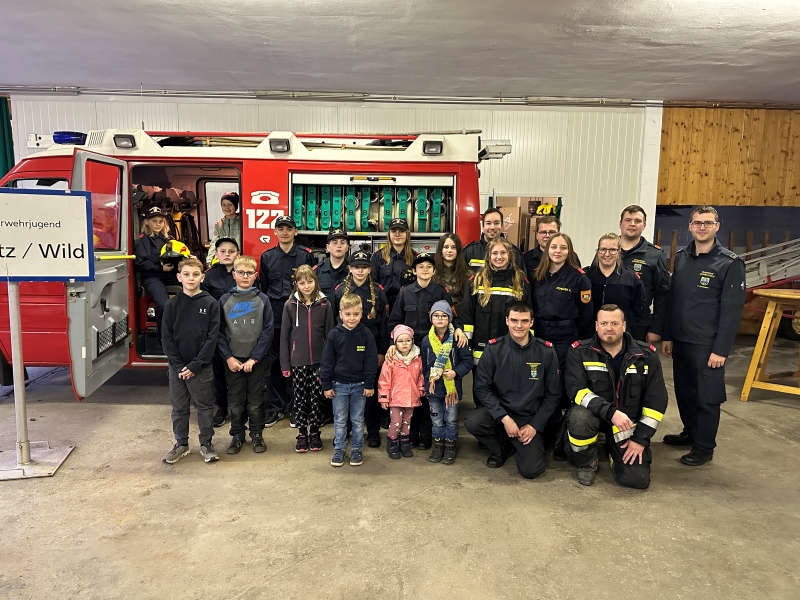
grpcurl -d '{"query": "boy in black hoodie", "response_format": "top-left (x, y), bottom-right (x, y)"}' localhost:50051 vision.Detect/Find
top-left (320, 294), bottom-right (378, 468)
top-left (218, 255), bottom-right (274, 455)
top-left (161, 257), bottom-right (221, 464)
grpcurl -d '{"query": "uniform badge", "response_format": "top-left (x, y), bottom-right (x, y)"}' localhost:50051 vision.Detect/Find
top-left (700, 276), bottom-right (710, 287)
top-left (527, 362), bottom-right (540, 380)
top-left (633, 263), bottom-right (642, 272)
top-left (580, 290), bottom-right (592, 304)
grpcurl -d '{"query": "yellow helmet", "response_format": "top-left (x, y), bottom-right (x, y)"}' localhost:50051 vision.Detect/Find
top-left (160, 239), bottom-right (190, 267)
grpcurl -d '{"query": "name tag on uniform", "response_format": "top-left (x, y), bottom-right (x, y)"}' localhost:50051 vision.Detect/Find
top-left (356, 345), bottom-right (365, 352)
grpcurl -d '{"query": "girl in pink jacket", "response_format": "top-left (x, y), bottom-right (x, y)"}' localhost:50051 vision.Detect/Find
top-left (379, 324), bottom-right (425, 459)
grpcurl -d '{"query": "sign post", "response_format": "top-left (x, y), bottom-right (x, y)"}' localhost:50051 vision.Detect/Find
top-left (0, 188), bottom-right (94, 480)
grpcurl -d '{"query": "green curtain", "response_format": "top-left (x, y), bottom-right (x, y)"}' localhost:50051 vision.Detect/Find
top-left (0, 97), bottom-right (15, 178)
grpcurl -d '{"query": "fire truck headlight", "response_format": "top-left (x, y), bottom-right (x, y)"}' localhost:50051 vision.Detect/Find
top-left (269, 139), bottom-right (290, 153)
top-left (422, 141), bottom-right (443, 155)
top-left (113, 134), bottom-right (136, 149)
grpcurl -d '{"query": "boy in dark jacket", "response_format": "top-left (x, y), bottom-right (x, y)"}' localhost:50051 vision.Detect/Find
top-left (218, 256), bottom-right (274, 455)
top-left (420, 301), bottom-right (473, 465)
top-left (320, 294), bottom-right (378, 468)
top-left (161, 257), bottom-right (221, 465)
top-left (201, 236), bottom-right (240, 427)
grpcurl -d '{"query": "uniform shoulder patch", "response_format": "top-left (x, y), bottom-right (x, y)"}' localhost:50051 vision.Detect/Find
top-left (312, 264), bottom-right (319, 270)
top-left (468, 274), bottom-right (475, 281)
top-left (303, 246), bottom-right (312, 252)
top-left (377, 283), bottom-right (384, 290)
top-left (488, 338), bottom-right (497, 344)
top-left (653, 244), bottom-right (661, 250)
top-left (580, 290), bottom-right (592, 304)
top-left (649, 344), bottom-right (656, 352)
top-left (634, 272), bottom-right (641, 279)
top-left (545, 340), bottom-right (553, 347)
top-left (571, 341), bottom-right (580, 348)
top-left (334, 283), bottom-right (342, 290)
top-left (577, 267), bottom-right (585, 274)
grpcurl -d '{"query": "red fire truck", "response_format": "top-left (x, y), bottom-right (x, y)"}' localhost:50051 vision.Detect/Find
top-left (0, 129), bottom-right (509, 398)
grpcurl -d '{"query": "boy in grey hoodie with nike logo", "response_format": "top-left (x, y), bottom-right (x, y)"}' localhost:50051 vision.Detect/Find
top-left (218, 256), bottom-right (274, 455)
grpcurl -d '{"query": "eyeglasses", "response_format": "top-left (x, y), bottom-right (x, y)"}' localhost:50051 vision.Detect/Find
top-left (431, 313), bottom-right (449, 319)
top-left (234, 270), bottom-right (256, 277)
top-left (690, 221), bottom-right (717, 228)
top-left (538, 230), bottom-right (558, 237)
top-left (597, 248), bottom-right (619, 254)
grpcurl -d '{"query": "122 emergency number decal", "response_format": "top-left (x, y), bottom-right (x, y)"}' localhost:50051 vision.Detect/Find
top-left (246, 190), bottom-right (286, 236)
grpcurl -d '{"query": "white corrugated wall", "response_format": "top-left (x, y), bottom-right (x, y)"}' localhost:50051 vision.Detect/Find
top-left (8, 95), bottom-right (661, 262)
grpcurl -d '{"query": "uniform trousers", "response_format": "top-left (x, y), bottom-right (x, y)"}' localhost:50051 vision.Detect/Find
top-left (672, 340), bottom-right (727, 455)
top-left (464, 407), bottom-right (547, 479)
top-left (566, 405), bottom-right (651, 489)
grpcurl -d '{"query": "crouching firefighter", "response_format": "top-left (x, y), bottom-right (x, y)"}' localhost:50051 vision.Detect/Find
top-left (564, 304), bottom-right (668, 488)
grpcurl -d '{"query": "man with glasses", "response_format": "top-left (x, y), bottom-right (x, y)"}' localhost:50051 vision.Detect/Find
top-left (661, 206), bottom-right (745, 466)
top-left (258, 216), bottom-right (316, 427)
top-left (522, 216), bottom-right (580, 283)
top-left (619, 205), bottom-right (671, 343)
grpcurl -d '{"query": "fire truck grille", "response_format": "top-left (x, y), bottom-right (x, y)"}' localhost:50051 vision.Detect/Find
top-left (97, 317), bottom-right (129, 356)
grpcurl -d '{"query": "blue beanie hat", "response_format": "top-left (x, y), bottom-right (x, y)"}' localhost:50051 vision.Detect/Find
top-left (429, 300), bottom-right (453, 322)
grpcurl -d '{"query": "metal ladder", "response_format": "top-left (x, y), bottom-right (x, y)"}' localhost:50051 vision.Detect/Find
top-left (743, 238), bottom-right (800, 289)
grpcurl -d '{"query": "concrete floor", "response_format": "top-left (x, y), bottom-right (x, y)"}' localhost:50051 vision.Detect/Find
top-left (1, 336), bottom-right (799, 600)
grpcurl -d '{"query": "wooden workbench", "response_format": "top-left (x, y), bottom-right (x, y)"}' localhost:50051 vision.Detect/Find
top-left (741, 289), bottom-right (800, 401)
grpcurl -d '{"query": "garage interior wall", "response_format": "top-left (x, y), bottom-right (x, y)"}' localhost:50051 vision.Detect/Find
top-left (657, 106), bottom-right (800, 207)
top-left (9, 96), bottom-right (662, 261)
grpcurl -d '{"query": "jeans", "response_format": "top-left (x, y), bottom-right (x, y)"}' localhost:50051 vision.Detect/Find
top-left (332, 381), bottom-right (366, 451)
top-left (429, 396), bottom-right (459, 440)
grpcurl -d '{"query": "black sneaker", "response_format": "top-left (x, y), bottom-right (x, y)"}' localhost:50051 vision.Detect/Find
top-left (663, 432), bottom-right (693, 446)
top-left (295, 433), bottom-right (309, 453)
top-left (264, 411), bottom-right (284, 428)
top-left (226, 436), bottom-right (244, 455)
top-left (309, 431), bottom-right (323, 451)
top-left (415, 435), bottom-right (432, 451)
top-left (212, 408), bottom-right (227, 428)
top-left (252, 434), bottom-right (267, 453)
top-left (367, 432), bottom-right (381, 448)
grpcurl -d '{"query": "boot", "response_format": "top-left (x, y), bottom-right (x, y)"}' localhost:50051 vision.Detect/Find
top-left (386, 437), bottom-right (401, 460)
top-left (399, 435), bottom-right (414, 458)
top-left (428, 439), bottom-right (445, 463)
top-left (441, 439), bottom-right (457, 465)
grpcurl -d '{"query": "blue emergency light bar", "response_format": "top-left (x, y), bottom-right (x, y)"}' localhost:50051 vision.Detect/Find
top-left (53, 131), bottom-right (87, 145)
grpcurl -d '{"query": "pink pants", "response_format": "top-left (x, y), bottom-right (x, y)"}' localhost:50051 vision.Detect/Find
top-left (388, 406), bottom-right (414, 438)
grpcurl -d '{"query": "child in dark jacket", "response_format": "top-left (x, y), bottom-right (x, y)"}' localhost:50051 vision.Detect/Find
top-left (320, 294), bottom-right (378, 468)
top-left (280, 265), bottom-right (335, 453)
top-left (161, 257), bottom-right (221, 465)
top-left (378, 325), bottom-right (425, 459)
top-left (420, 300), bottom-right (473, 465)
top-left (218, 255), bottom-right (274, 455)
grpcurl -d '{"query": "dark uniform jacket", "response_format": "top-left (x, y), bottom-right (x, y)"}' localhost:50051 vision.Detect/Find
top-left (387, 281), bottom-right (461, 345)
top-left (332, 279), bottom-right (390, 354)
top-left (473, 334), bottom-right (562, 433)
top-left (621, 237), bottom-right (671, 334)
top-left (314, 258), bottom-right (349, 298)
top-left (532, 264), bottom-right (595, 340)
top-left (463, 235), bottom-right (524, 273)
top-left (565, 333), bottom-right (668, 448)
top-left (522, 247), bottom-right (580, 285)
top-left (460, 266), bottom-right (532, 364)
top-left (584, 264), bottom-right (647, 334)
top-left (258, 242), bottom-right (316, 327)
top-left (370, 247), bottom-right (417, 308)
top-left (133, 233), bottom-right (171, 278)
top-left (201, 263), bottom-right (235, 301)
top-left (662, 239), bottom-right (746, 357)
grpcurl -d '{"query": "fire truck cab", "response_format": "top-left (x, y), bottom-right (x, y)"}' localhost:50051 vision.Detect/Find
top-left (0, 129), bottom-right (509, 399)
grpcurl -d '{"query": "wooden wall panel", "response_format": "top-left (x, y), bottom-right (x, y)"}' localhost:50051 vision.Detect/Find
top-left (657, 107), bottom-right (800, 207)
